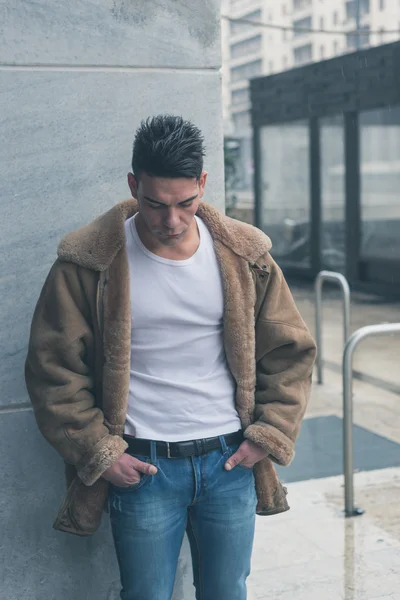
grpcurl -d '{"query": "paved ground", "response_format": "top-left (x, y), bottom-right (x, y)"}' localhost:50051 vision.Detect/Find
top-left (248, 467), bottom-right (400, 600)
top-left (243, 283), bottom-right (400, 600)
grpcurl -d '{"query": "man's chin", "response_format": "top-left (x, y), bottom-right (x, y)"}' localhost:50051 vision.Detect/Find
top-left (160, 237), bottom-right (183, 247)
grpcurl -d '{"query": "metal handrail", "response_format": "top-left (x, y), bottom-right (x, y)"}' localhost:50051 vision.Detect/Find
top-left (315, 271), bottom-right (351, 384)
top-left (343, 323), bottom-right (400, 517)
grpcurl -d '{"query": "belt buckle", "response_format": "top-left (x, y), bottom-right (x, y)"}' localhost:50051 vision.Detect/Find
top-left (166, 441), bottom-right (171, 459)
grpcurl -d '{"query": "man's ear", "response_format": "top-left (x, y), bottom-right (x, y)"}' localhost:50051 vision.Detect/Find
top-left (199, 171), bottom-right (208, 198)
top-left (127, 173), bottom-right (138, 198)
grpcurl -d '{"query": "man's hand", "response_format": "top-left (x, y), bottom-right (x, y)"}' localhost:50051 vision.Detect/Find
top-left (225, 440), bottom-right (267, 471)
top-left (102, 453), bottom-right (157, 487)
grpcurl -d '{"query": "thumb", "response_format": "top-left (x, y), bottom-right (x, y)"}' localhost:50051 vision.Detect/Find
top-left (225, 451), bottom-right (243, 471)
top-left (134, 459), bottom-right (158, 475)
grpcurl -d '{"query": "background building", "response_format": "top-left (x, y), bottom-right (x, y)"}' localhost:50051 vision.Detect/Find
top-left (0, 2), bottom-right (222, 598)
top-left (251, 40), bottom-right (400, 293)
top-left (221, 0), bottom-right (400, 221)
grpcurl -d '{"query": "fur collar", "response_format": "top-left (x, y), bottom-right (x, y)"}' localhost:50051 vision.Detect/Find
top-left (58, 199), bottom-right (272, 271)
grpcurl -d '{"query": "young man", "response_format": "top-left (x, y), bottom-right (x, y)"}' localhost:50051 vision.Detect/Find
top-left (25, 115), bottom-right (316, 600)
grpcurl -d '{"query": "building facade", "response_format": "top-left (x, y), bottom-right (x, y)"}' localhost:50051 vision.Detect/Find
top-left (0, 2), bottom-right (223, 598)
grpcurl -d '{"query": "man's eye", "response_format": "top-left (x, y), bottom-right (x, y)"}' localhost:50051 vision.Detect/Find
top-left (181, 202), bottom-right (193, 208)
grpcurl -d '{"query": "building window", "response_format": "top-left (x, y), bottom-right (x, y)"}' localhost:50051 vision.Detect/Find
top-left (379, 27), bottom-right (385, 43)
top-left (230, 35), bottom-right (262, 60)
top-left (320, 17), bottom-right (324, 30)
top-left (232, 110), bottom-right (250, 132)
top-left (320, 45), bottom-right (325, 58)
top-left (333, 11), bottom-right (338, 25)
top-left (333, 40), bottom-right (338, 54)
top-left (346, 25), bottom-right (370, 49)
top-left (231, 88), bottom-right (250, 106)
top-left (346, 0), bottom-right (370, 20)
top-left (294, 43), bottom-right (313, 65)
top-left (259, 120), bottom-right (311, 266)
top-left (282, 4), bottom-right (287, 15)
top-left (320, 115), bottom-right (346, 271)
top-left (230, 60), bottom-right (262, 83)
top-left (379, 0), bottom-right (385, 9)
top-left (283, 56), bottom-right (288, 68)
top-left (230, 10), bottom-right (262, 36)
top-left (293, 17), bottom-right (312, 38)
top-left (283, 28), bottom-right (287, 41)
top-left (293, 0), bottom-right (312, 9)
top-left (269, 60), bottom-right (274, 73)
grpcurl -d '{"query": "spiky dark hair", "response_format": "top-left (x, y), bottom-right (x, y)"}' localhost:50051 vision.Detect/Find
top-left (131, 115), bottom-right (205, 180)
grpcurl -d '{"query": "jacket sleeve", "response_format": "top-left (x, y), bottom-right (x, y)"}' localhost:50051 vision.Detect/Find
top-left (25, 260), bottom-right (127, 486)
top-left (244, 256), bottom-right (317, 466)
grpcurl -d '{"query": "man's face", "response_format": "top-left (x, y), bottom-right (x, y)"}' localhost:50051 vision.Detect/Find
top-left (128, 171), bottom-right (207, 247)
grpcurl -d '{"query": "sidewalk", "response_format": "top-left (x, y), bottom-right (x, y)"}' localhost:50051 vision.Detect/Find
top-left (249, 467), bottom-right (400, 599)
top-left (246, 284), bottom-right (400, 599)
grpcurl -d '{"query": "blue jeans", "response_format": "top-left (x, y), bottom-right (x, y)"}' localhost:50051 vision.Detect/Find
top-left (109, 436), bottom-right (257, 600)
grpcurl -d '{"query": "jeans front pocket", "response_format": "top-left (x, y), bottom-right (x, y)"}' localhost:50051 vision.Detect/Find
top-left (110, 454), bottom-right (153, 493)
top-left (226, 443), bottom-right (254, 471)
top-left (235, 463), bottom-right (254, 471)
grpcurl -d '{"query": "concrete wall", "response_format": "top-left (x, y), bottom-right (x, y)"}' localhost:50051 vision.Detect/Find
top-left (0, 2), bottom-right (223, 598)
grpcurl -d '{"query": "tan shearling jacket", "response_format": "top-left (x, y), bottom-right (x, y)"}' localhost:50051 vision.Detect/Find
top-left (25, 199), bottom-right (316, 536)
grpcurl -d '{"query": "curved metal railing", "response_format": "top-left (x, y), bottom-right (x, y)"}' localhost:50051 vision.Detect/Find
top-left (315, 271), bottom-right (351, 384)
top-left (342, 323), bottom-right (400, 517)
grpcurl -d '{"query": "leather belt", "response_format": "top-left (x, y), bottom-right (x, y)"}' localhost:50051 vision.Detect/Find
top-left (123, 430), bottom-right (244, 459)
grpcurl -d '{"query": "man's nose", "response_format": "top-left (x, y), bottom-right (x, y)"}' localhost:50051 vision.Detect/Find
top-left (164, 209), bottom-right (180, 229)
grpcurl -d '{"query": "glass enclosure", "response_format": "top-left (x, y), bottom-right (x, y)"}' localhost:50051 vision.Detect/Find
top-left (252, 40), bottom-right (400, 293)
top-left (260, 121), bottom-right (310, 267)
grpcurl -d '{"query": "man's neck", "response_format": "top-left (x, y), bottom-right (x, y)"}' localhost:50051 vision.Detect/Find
top-left (135, 215), bottom-right (200, 261)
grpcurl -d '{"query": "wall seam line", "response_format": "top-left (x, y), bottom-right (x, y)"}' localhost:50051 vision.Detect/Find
top-left (0, 64), bottom-right (222, 73)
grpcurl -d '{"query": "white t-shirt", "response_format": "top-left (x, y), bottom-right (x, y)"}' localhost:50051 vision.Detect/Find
top-left (123, 214), bottom-right (241, 442)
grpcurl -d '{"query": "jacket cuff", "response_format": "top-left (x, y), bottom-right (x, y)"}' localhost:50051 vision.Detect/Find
top-left (76, 435), bottom-right (128, 486)
top-left (244, 422), bottom-right (294, 466)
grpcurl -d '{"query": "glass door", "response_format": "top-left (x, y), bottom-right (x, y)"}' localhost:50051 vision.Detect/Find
top-left (320, 115), bottom-right (346, 272)
top-left (259, 120), bottom-right (311, 268)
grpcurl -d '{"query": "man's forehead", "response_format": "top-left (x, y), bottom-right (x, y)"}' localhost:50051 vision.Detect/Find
top-left (139, 175), bottom-right (198, 204)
